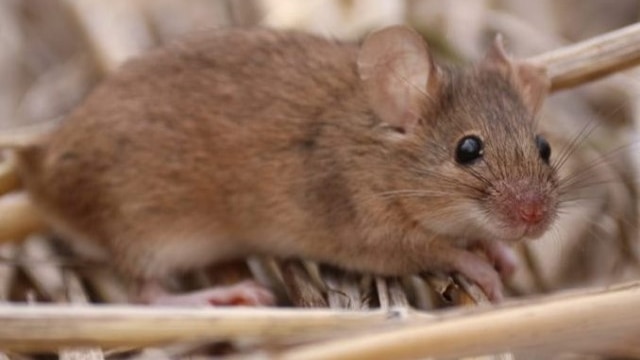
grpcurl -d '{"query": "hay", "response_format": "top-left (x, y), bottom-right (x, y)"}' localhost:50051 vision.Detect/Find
top-left (0, 1), bottom-right (639, 359)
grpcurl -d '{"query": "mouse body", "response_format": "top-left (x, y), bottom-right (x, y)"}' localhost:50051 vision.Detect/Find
top-left (13, 26), bottom-right (557, 302)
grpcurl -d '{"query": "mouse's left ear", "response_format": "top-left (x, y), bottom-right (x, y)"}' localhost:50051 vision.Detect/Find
top-left (358, 25), bottom-right (440, 134)
top-left (484, 35), bottom-right (550, 114)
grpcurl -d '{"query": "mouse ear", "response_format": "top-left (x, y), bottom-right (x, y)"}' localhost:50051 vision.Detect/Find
top-left (484, 34), bottom-right (511, 70)
top-left (357, 25), bottom-right (439, 134)
top-left (484, 34), bottom-right (550, 114)
top-left (513, 62), bottom-right (549, 114)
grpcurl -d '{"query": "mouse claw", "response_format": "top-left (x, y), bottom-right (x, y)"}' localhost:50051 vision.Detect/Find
top-left (440, 247), bottom-right (505, 302)
top-left (462, 262), bottom-right (504, 302)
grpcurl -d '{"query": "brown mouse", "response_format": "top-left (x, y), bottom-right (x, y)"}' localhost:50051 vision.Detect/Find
top-left (3, 25), bottom-right (557, 304)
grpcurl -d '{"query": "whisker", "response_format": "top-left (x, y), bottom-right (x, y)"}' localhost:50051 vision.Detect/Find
top-left (406, 166), bottom-right (486, 196)
top-left (551, 119), bottom-right (600, 173)
top-left (557, 141), bottom-right (639, 191)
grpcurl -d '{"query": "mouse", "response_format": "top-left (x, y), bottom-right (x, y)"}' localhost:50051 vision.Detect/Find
top-left (1, 25), bottom-right (557, 304)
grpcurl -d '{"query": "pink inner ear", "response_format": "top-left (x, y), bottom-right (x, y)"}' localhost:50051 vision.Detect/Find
top-left (357, 26), bottom-right (436, 133)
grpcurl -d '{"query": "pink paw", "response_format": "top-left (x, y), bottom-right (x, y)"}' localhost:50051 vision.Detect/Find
top-left (445, 248), bottom-right (505, 302)
top-left (464, 261), bottom-right (504, 302)
top-left (479, 240), bottom-right (518, 279)
top-left (148, 280), bottom-right (276, 307)
top-left (204, 280), bottom-right (276, 306)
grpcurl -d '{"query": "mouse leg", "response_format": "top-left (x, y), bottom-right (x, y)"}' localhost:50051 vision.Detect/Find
top-left (429, 244), bottom-right (504, 301)
top-left (135, 279), bottom-right (276, 307)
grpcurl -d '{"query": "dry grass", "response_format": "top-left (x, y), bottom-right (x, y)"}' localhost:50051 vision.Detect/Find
top-left (0, 1), bottom-right (640, 359)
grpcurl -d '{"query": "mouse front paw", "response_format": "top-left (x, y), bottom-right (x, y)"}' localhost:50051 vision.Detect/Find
top-left (431, 246), bottom-right (505, 302)
top-left (472, 239), bottom-right (518, 279)
top-left (454, 253), bottom-right (504, 301)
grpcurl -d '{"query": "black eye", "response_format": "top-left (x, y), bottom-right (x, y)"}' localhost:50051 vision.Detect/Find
top-left (536, 135), bottom-right (551, 163)
top-left (455, 135), bottom-right (484, 165)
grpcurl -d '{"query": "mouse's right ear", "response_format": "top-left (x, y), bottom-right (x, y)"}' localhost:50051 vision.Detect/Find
top-left (358, 25), bottom-right (439, 134)
top-left (484, 35), bottom-right (549, 115)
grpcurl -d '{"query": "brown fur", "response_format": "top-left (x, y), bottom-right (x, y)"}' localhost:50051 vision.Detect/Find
top-left (13, 26), bottom-right (557, 300)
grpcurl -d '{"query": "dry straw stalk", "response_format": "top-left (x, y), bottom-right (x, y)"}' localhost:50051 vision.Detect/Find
top-left (272, 282), bottom-right (640, 360)
top-left (529, 22), bottom-right (640, 90)
top-left (0, 281), bottom-right (639, 357)
top-left (0, 306), bottom-right (424, 352)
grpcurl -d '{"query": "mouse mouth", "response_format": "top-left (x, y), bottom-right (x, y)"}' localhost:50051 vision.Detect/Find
top-left (492, 222), bottom-right (550, 242)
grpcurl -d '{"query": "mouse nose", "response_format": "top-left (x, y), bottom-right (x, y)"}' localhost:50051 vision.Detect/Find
top-left (492, 179), bottom-right (556, 233)
top-left (517, 200), bottom-right (546, 225)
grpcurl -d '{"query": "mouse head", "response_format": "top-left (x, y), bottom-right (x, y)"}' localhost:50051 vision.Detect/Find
top-left (357, 26), bottom-right (558, 242)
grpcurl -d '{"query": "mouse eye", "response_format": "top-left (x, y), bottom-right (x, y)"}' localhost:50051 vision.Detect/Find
top-left (535, 135), bottom-right (551, 163)
top-left (455, 135), bottom-right (484, 165)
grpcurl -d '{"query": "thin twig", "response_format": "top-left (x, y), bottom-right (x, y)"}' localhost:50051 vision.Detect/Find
top-left (278, 260), bottom-right (328, 307)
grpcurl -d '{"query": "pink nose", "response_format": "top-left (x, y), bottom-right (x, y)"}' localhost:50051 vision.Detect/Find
top-left (517, 201), bottom-right (545, 224)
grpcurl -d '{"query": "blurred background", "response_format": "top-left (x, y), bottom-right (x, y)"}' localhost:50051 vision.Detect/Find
top-left (1, 0), bottom-right (640, 358)
top-left (1, 0), bottom-right (640, 308)
top-left (2, 0), bottom-right (640, 125)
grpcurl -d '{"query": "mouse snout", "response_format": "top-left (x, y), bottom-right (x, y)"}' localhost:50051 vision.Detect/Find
top-left (489, 179), bottom-right (556, 239)
top-left (515, 195), bottom-right (547, 225)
